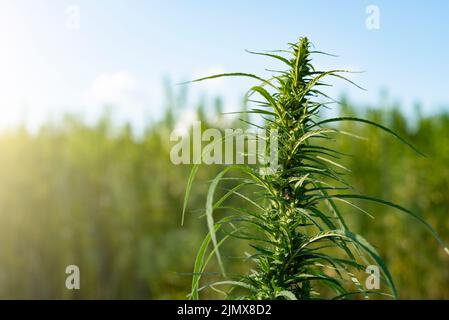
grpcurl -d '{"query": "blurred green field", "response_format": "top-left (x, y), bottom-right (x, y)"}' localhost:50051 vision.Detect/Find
top-left (0, 96), bottom-right (448, 299)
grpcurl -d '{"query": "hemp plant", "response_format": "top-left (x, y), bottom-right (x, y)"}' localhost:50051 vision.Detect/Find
top-left (182, 37), bottom-right (448, 300)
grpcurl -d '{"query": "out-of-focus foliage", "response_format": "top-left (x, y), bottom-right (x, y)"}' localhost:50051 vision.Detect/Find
top-left (0, 94), bottom-right (447, 299)
top-left (333, 99), bottom-right (449, 299)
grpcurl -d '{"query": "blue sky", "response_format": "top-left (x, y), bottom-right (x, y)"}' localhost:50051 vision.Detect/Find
top-left (1, 0), bottom-right (448, 131)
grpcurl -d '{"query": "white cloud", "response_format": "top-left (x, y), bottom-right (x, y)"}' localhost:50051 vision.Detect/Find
top-left (173, 109), bottom-right (198, 136)
top-left (191, 66), bottom-right (228, 93)
top-left (91, 71), bottom-right (137, 106)
top-left (189, 66), bottom-right (244, 114)
top-left (85, 71), bottom-right (164, 135)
